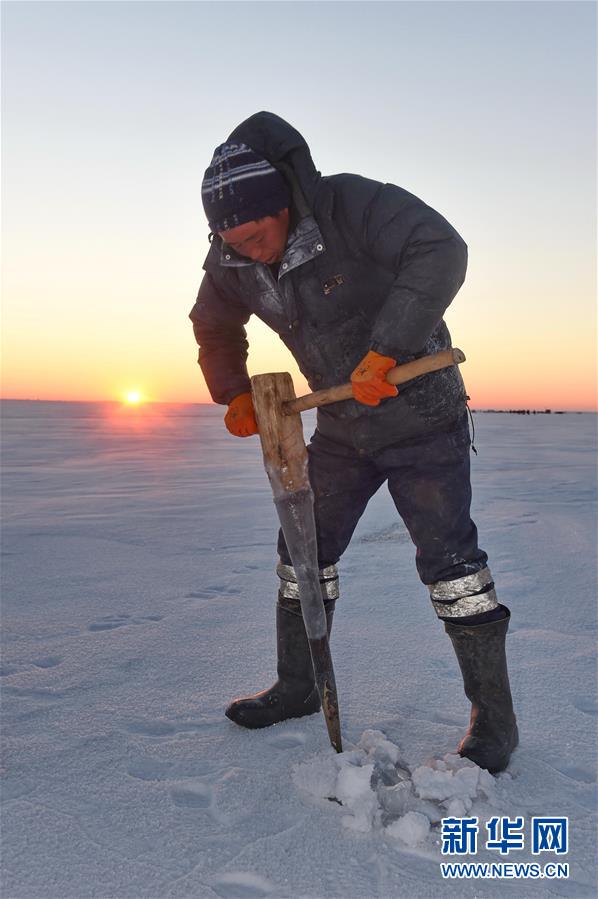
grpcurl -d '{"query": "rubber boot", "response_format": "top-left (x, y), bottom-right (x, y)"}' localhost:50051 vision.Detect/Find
top-left (225, 595), bottom-right (335, 729)
top-left (444, 609), bottom-right (518, 774)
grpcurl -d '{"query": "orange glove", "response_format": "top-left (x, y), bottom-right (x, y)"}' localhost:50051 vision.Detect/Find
top-left (224, 392), bottom-right (258, 437)
top-left (351, 350), bottom-right (399, 406)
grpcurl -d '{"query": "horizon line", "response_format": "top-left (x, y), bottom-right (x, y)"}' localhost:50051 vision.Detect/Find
top-left (0, 398), bottom-right (596, 414)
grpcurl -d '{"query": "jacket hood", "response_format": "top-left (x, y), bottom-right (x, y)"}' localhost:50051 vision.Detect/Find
top-left (227, 112), bottom-right (320, 216)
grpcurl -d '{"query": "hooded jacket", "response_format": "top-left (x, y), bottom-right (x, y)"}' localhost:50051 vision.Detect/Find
top-left (189, 112), bottom-right (469, 452)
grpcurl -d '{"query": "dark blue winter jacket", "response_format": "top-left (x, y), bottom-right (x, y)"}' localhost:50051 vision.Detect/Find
top-left (189, 112), bottom-right (469, 452)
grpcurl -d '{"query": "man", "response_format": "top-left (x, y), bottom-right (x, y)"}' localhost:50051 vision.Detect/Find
top-left (190, 112), bottom-right (518, 774)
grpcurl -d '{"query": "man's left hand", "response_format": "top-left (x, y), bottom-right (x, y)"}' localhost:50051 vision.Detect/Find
top-left (351, 350), bottom-right (399, 406)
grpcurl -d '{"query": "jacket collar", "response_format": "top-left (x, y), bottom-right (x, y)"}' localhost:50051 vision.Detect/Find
top-left (279, 215), bottom-right (326, 276)
top-left (205, 215), bottom-right (326, 277)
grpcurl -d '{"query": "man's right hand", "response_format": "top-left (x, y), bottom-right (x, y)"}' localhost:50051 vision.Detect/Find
top-left (351, 350), bottom-right (398, 406)
top-left (224, 392), bottom-right (259, 437)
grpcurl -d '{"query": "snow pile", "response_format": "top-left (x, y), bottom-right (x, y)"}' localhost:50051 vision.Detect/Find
top-left (292, 729), bottom-right (497, 845)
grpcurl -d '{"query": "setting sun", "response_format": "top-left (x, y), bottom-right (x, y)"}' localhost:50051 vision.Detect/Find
top-left (124, 390), bottom-right (144, 405)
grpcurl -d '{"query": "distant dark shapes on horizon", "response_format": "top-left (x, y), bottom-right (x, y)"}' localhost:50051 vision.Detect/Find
top-left (471, 409), bottom-right (568, 415)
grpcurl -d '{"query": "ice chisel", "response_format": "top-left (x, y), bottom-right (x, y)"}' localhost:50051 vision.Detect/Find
top-left (251, 347), bottom-right (466, 753)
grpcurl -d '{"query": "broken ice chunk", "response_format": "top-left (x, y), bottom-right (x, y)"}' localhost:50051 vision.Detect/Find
top-left (444, 798), bottom-right (468, 818)
top-left (379, 780), bottom-right (416, 818)
top-left (386, 811), bottom-right (431, 847)
top-left (291, 754), bottom-right (338, 800)
top-left (412, 763), bottom-right (481, 803)
top-left (336, 762), bottom-right (375, 805)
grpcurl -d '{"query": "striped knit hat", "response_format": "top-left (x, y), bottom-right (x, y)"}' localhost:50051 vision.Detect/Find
top-left (201, 142), bottom-right (291, 233)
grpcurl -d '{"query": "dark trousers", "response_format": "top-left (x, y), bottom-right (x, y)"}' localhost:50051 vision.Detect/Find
top-left (278, 412), bottom-right (488, 585)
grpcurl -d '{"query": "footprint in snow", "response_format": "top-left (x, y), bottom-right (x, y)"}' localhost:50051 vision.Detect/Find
top-left (571, 695), bottom-right (598, 716)
top-left (88, 614), bottom-right (163, 632)
top-left (88, 615), bottom-right (130, 632)
top-left (554, 763), bottom-right (596, 785)
top-left (184, 585), bottom-right (241, 600)
top-left (3, 686), bottom-right (65, 701)
top-left (211, 872), bottom-right (275, 898)
top-left (266, 731), bottom-right (306, 750)
top-left (127, 755), bottom-right (218, 782)
top-left (119, 657), bottom-right (145, 674)
top-left (0, 664), bottom-right (21, 677)
top-left (32, 656), bottom-right (62, 669)
top-left (170, 783), bottom-right (213, 810)
top-left (127, 759), bottom-right (174, 781)
top-left (123, 718), bottom-right (217, 738)
top-left (504, 515), bottom-right (538, 528)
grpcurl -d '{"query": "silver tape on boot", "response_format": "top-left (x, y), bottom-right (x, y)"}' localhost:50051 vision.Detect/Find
top-left (276, 562), bottom-right (339, 600)
top-left (429, 567), bottom-right (498, 618)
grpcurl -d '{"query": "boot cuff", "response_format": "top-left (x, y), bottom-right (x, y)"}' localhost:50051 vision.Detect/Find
top-left (444, 605), bottom-right (511, 636)
top-left (430, 567), bottom-right (499, 619)
top-left (276, 561), bottom-right (339, 600)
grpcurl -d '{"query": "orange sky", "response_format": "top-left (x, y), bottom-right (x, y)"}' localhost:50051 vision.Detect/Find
top-left (3, 312), bottom-right (596, 412)
top-left (2, 2), bottom-right (596, 411)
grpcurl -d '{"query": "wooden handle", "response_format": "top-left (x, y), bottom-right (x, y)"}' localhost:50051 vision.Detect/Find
top-left (283, 348), bottom-right (466, 415)
top-left (251, 372), bottom-right (310, 495)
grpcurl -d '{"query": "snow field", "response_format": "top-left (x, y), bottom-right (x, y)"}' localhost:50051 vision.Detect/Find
top-left (1, 402), bottom-right (596, 898)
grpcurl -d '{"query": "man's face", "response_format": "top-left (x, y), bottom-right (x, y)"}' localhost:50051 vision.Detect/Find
top-left (218, 209), bottom-right (290, 264)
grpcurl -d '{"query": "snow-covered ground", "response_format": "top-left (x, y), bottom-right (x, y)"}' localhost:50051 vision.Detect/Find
top-left (1, 401), bottom-right (596, 898)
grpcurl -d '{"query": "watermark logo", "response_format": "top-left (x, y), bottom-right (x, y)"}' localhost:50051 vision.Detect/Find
top-left (531, 817), bottom-right (568, 855)
top-left (441, 816), bottom-right (479, 855)
top-left (440, 816), bottom-right (570, 881)
top-left (486, 815), bottom-right (525, 854)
